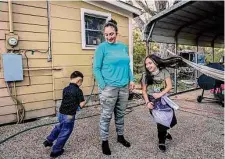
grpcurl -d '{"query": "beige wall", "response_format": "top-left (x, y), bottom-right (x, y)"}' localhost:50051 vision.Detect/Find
top-left (0, 1), bottom-right (54, 124)
top-left (50, 1), bottom-right (129, 100)
top-left (0, 1), bottom-right (130, 124)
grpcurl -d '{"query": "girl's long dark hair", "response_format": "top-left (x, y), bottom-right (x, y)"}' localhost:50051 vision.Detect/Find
top-left (142, 54), bottom-right (182, 85)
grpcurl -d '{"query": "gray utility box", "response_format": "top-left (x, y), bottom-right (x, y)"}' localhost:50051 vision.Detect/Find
top-left (2, 53), bottom-right (23, 82)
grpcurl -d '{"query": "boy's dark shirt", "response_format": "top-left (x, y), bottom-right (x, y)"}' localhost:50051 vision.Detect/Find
top-left (59, 83), bottom-right (84, 115)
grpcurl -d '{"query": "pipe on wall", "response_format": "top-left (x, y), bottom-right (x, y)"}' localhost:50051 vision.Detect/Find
top-left (8, 0), bottom-right (13, 33)
top-left (47, 0), bottom-right (52, 62)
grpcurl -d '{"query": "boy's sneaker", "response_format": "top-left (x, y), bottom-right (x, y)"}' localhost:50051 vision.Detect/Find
top-left (50, 149), bottom-right (64, 158)
top-left (43, 140), bottom-right (53, 147)
top-left (166, 133), bottom-right (172, 140)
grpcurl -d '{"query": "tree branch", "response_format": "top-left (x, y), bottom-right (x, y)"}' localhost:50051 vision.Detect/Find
top-left (135, 0), bottom-right (156, 16)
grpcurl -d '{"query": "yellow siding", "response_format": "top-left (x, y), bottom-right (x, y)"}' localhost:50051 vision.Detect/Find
top-left (0, 76), bottom-right (52, 88)
top-left (0, 105), bottom-right (17, 116)
top-left (50, 1), bottom-right (129, 100)
top-left (55, 86), bottom-right (98, 100)
top-left (51, 18), bottom-right (81, 32)
top-left (0, 97), bottom-right (15, 107)
top-left (22, 59), bottom-right (52, 68)
top-left (0, 2), bottom-right (47, 16)
top-left (17, 92), bottom-right (53, 103)
top-left (0, 1), bottom-right (131, 124)
top-left (15, 13), bottom-right (48, 25)
top-left (50, 4), bottom-right (80, 20)
top-left (18, 41), bottom-right (48, 50)
top-left (53, 55), bottom-right (93, 67)
top-left (0, 100), bottom-right (55, 116)
top-left (53, 66), bottom-right (93, 78)
top-left (13, 1), bottom-right (47, 8)
top-left (0, 22), bottom-right (8, 30)
top-left (0, 114), bottom-right (16, 125)
top-left (52, 30), bottom-right (81, 43)
top-left (13, 23), bottom-right (48, 33)
top-left (52, 43), bottom-right (93, 55)
top-left (0, 107), bottom-right (55, 125)
top-left (54, 76), bottom-right (95, 90)
top-left (0, 1), bottom-right (54, 124)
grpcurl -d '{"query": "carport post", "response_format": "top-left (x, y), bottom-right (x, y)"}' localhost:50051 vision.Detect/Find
top-left (212, 44), bottom-right (215, 62)
top-left (146, 41), bottom-right (150, 56)
top-left (174, 39), bottom-right (178, 93)
top-left (146, 22), bottom-right (155, 56)
top-left (196, 42), bottom-right (199, 82)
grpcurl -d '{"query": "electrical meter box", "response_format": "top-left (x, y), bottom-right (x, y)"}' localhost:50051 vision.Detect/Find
top-left (2, 53), bottom-right (23, 82)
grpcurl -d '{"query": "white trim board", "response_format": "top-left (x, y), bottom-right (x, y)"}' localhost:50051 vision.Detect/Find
top-left (129, 17), bottom-right (134, 73)
top-left (81, 8), bottom-right (111, 50)
top-left (84, 1), bottom-right (134, 18)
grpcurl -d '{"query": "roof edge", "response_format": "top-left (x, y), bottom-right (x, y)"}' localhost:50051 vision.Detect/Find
top-left (143, 0), bottom-right (194, 38)
top-left (103, 0), bottom-right (142, 17)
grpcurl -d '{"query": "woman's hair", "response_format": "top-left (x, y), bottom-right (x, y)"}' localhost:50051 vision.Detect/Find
top-left (104, 19), bottom-right (118, 33)
top-left (142, 54), bottom-right (182, 85)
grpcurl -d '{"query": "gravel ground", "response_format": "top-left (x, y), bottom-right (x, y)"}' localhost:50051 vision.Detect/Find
top-left (0, 90), bottom-right (224, 159)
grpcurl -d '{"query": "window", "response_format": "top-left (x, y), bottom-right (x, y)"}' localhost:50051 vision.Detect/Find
top-left (81, 8), bottom-right (111, 49)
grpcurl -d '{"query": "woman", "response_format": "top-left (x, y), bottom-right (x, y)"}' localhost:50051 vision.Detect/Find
top-left (141, 54), bottom-right (182, 152)
top-left (93, 19), bottom-right (135, 155)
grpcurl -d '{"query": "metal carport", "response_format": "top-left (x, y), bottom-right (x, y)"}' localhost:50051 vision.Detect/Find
top-left (143, 0), bottom-right (224, 93)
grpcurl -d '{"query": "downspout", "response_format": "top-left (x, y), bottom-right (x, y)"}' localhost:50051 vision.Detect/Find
top-left (47, 0), bottom-right (52, 62)
top-left (46, 1), bottom-right (55, 110)
top-left (8, 0), bottom-right (13, 33)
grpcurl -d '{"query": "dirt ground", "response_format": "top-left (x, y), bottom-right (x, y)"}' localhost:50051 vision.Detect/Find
top-left (0, 89), bottom-right (224, 159)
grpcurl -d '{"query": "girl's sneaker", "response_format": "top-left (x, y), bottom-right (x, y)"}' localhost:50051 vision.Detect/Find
top-left (166, 133), bottom-right (172, 140)
top-left (158, 143), bottom-right (166, 152)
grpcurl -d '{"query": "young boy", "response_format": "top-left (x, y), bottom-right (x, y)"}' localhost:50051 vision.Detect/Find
top-left (43, 71), bottom-right (86, 158)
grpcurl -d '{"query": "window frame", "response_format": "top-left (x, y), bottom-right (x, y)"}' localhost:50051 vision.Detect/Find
top-left (81, 8), bottom-right (111, 50)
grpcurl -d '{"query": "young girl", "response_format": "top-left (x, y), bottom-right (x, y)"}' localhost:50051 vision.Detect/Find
top-left (141, 54), bottom-right (182, 152)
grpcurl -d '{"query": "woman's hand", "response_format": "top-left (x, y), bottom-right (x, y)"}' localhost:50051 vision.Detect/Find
top-left (152, 92), bottom-right (163, 99)
top-left (146, 102), bottom-right (154, 109)
top-left (129, 81), bottom-right (135, 91)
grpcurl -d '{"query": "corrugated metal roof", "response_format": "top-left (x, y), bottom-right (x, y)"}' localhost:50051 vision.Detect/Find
top-left (143, 1), bottom-right (224, 48)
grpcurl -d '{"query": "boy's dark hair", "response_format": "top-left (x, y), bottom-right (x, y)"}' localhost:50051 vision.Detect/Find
top-left (104, 19), bottom-right (118, 33)
top-left (70, 71), bottom-right (83, 79)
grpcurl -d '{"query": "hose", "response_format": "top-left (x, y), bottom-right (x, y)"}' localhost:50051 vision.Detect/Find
top-left (0, 97), bottom-right (144, 145)
top-left (1, 91), bottom-right (223, 145)
top-left (5, 82), bottom-right (25, 124)
top-left (0, 113), bottom-right (100, 145)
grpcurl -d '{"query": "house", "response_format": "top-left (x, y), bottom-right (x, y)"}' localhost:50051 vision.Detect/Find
top-left (0, 1), bottom-right (141, 125)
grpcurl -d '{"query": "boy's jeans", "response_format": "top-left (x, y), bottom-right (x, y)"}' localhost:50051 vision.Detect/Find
top-left (99, 85), bottom-right (129, 141)
top-left (47, 113), bottom-right (75, 153)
